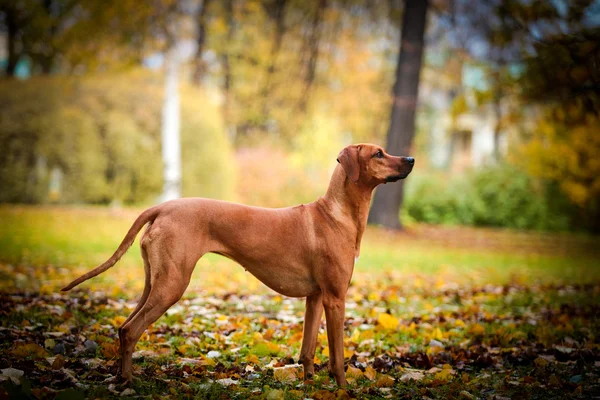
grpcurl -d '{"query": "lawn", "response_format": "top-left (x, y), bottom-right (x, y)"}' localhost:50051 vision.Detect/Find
top-left (1, 205), bottom-right (599, 399)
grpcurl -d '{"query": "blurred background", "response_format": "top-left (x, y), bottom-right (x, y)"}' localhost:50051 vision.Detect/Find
top-left (0, 0), bottom-right (599, 232)
top-left (1, 3), bottom-right (600, 397)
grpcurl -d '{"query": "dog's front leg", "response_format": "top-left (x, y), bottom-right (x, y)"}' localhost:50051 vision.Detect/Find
top-left (299, 292), bottom-right (324, 380)
top-left (323, 292), bottom-right (347, 387)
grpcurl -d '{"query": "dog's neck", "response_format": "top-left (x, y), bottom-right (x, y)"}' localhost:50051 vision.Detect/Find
top-left (319, 164), bottom-right (373, 257)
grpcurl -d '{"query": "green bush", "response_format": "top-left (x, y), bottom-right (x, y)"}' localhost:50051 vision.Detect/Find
top-left (403, 164), bottom-right (573, 231)
top-left (0, 71), bottom-right (235, 205)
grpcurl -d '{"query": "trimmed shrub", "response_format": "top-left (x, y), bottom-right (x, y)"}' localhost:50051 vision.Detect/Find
top-left (403, 164), bottom-right (573, 231)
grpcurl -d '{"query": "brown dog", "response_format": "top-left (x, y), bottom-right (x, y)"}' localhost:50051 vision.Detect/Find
top-left (62, 143), bottom-right (414, 386)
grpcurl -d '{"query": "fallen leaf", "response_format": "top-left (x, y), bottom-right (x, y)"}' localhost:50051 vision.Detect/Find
top-left (434, 367), bottom-right (454, 382)
top-left (459, 390), bottom-right (476, 399)
top-left (376, 374), bottom-right (395, 387)
top-left (266, 388), bottom-right (285, 400)
top-left (377, 313), bottom-right (399, 330)
top-left (120, 388), bottom-right (136, 396)
top-left (1, 368), bottom-right (24, 385)
top-left (216, 378), bottom-right (239, 386)
top-left (469, 324), bottom-right (485, 335)
top-left (364, 365), bottom-right (377, 380)
top-left (11, 343), bottom-right (48, 359)
top-left (400, 371), bottom-right (424, 382)
top-left (312, 389), bottom-right (336, 400)
top-left (273, 366), bottom-right (299, 383)
top-left (346, 365), bottom-right (363, 379)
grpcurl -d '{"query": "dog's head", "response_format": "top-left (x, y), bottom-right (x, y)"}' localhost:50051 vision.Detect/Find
top-left (336, 144), bottom-right (414, 187)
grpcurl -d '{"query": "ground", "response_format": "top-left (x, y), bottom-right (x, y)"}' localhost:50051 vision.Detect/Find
top-left (0, 206), bottom-right (599, 399)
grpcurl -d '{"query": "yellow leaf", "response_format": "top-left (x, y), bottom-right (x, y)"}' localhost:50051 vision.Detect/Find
top-left (469, 323), bottom-right (485, 335)
top-left (312, 389), bottom-right (336, 400)
top-left (534, 357), bottom-right (548, 368)
top-left (368, 292), bottom-right (380, 302)
top-left (335, 388), bottom-right (351, 400)
top-left (111, 315), bottom-right (127, 328)
top-left (267, 342), bottom-right (281, 353)
top-left (364, 366), bottom-right (377, 381)
top-left (274, 366), bottom-right (299, 383)
top-left (39, 284), bottom-right (53, 295)
top-left (434, 368), bottom-right (454, 382)
top-left (177, 345), bottom-right (190, 355)
top-left (200, 356), bottom-right (215, 366)
top-left (346, 365), bottom-right (363, 379)
top-left (246, 354), bottom-right (260, 364)
top-left (11, 343), bottom-right (48, 359)
top-left (101, 342), bottom-right (119, 358)
top-left (375, 374), bottom-right (395, 387)
top-left (289, 331), bottom-right (303, 344)
top-left (350, 328), bottom-right (360, 343)
top-left (377, 313), bottom-right (399, 330)
top-left (322, 346), bottom-right (329, 357)
top-left (343, 348), bottom-right (354, 359)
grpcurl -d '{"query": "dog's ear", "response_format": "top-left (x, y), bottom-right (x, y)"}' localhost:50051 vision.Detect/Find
top-left (337, 145), bottom-right (360, 183)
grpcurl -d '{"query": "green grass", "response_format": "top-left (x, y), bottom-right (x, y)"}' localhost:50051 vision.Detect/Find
top-left (2, 205), bottom-right (599, 399)
top-left (1, 205), bottom-right (599, 295)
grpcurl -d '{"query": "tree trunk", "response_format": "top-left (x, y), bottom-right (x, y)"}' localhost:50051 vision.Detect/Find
top-left (298, 0), bottom-right (327, 113)
top-left (221, 0), bottom-right (235, 140)
top-left (192, 0), bottom-right (211, 85)
top-left (160, 42), bottom-right (182, 202)
top-left (260, 0), bottom-right (287, 118)
top-left (5, 6), bottom-right (20, 77)
top-left (368, 0), bottom-right (429, 230)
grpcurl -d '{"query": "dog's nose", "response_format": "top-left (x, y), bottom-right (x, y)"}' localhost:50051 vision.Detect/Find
top-left (406, 157), bottom-right (415, 165)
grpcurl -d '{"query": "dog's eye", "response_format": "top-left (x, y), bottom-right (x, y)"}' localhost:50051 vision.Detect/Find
top-left (374, 150), bottom-right (383, 158)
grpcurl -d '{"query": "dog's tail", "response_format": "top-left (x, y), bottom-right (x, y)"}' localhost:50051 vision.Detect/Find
top-left (61, 206), bottom-right (161, 292)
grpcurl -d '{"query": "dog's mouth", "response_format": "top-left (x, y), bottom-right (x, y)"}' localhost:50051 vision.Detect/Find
top-left (385, 173), bottom-right (409, 183)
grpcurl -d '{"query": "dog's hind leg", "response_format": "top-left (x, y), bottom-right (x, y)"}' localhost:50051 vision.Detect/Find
top-left (117, 246), bottom-right (152, 353)
top-left (117, 240), bottom-right (195, 381)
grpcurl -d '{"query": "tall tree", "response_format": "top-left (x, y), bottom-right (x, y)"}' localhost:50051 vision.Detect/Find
top-left (1, 3), bottom-right (21, 77)
top-left (160, 1), bottom-right (183, 202)
top-left (221, 0), bottom-right (235, 139)
top-left (298, 0), bottom-right (327, 113)
top-left (192, 0), bottom-right (211, 85)
top-left (368, 0), bottom-right (429, 229)
top-left (260, 0), bottom-right (288, 118)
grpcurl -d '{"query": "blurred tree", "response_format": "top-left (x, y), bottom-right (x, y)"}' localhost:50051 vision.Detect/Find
top-left (218, 0), bottom-right (235, 139)
top-left (298, 0), bottom-right (327, 113)
top-left (0, 71), bottom-right (235, 204)
top-left (192, 0), bottom-right (212, 85)
top-left (486, 0), bottom-right (600, 231)
top-left (368, 0), bottom-right (429, 230)
top-left (0, 0), bottom-right (157, 76)
top-left (260, 0), bottom-right (288, 118)
top-left (517, 26), bottom-right (600, 231)
top-left (160, 1), bottom-right (183, 202)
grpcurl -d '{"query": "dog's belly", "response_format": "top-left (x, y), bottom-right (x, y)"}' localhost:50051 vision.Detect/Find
top-left (211, 251), bottom-right (318, 298)
top-left (247, 263), bottom-right (319, 298)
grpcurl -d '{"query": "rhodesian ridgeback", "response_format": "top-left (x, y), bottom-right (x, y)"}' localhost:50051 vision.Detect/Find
top-left (62, 143), bottom-right (414, 386)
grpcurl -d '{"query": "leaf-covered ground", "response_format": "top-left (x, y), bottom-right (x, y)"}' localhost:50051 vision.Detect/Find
top-left (1, 206), bottom-right (599, 399)
top-left (2, 277), bottom-right (600, 399)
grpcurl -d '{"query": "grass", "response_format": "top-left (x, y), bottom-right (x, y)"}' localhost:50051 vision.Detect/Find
top-left (0, 205), bottom-right (598, 295)
top-left (1, 205), bottom-right (599, 399)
